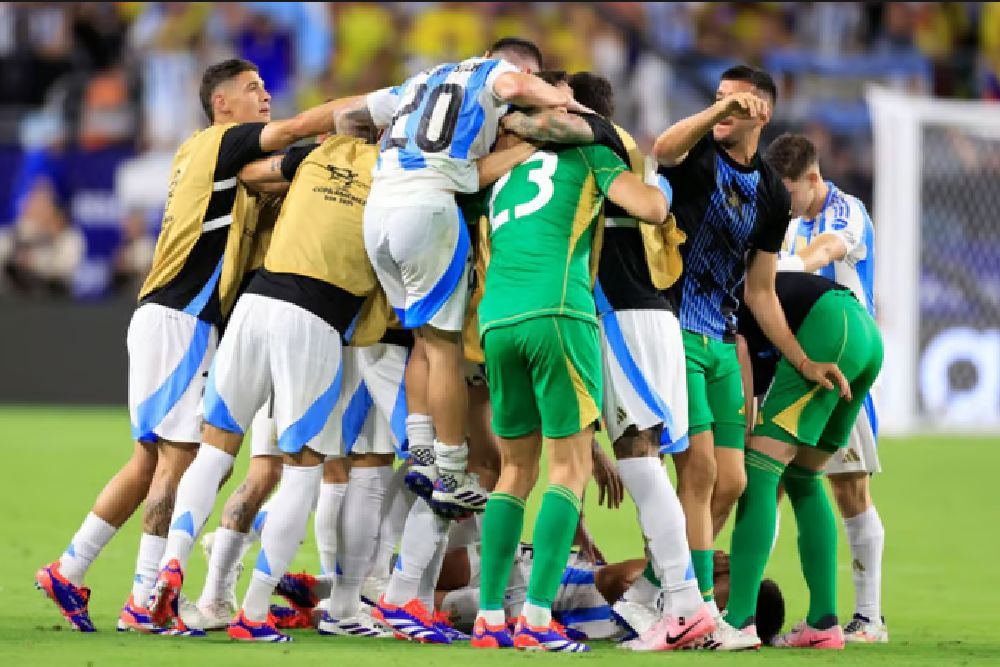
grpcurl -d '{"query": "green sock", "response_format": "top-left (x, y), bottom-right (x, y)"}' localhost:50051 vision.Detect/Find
top-left (727, 449), bottom-right (786, 629)
top-left (642, 560), bottom-right (661, 588)
top-left (691, 549), bottom-right (715, 601)
top-left (479, 492), bottom-right (525, 611)
top-left (783, 464), bottom-right (838, 629)
top-left (526, 485), bottom-right (581, 610)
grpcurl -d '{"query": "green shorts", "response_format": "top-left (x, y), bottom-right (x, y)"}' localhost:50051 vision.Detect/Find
top-left (683, 330), bottom-right (746, 448)
top-left (483, 316), bottom-right (602, 440)
top-left (754, 290), bottom-right (884, 451)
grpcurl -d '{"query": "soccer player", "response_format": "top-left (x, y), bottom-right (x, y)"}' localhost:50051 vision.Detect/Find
top-left (764, 133), bottom-right (887, 643)
top-left (548, 71), bottom-right (711, 651)
top-left (35, 58), bottom-right (361, 634)
top-left (650, 64), bottom-right (850, 646)
top-left (470, 104), bottom-right (674, 652)
top-left (146, 116), bottom-right (541, 641)
top-left (726, 271), bottom-right (882, 649)
top-left (337, 38), bottom-right (585, 520)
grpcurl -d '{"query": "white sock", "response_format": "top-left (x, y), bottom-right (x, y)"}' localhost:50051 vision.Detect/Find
top-left (131, 533), bottom-right (166, 602)
top-left (58, 512), bottom-right (117, 586)
top-left (477, 608), bottom-right (505, 627)
top-left (249, 497), bottom-right (273, 544)
top-left (373, 467), bottom-right (413, 579)
top-left (329, 466), bottom-right (392, 619)
top-left (198, 527), bottom-right (247, 606)
top-left (617, 456), bottom-right (701, 617)
top-left (315, 482), bottom-right (347, 577)
top-left (406, 414), bottom-right (434, 461)
top-left (384, 497), bottom-right (449, 605)
top-left (433, 439), bottom-right (468, 474)
top-left (844, 505), bottom-right (884, 621)
top-left (622, 571), bottom-right (659, 607)
top-left (242, 464), bottom-right (322, 622)
top-left (417, 536), bottom-right (448, 611)
top-left (160, 445), bottom-right (234, 569)
top-left (444, 587), bottom-right (481, 628)
top-left (523, 601), bottom-right (551, 628)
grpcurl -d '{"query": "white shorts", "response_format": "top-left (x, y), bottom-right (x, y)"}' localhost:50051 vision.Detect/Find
top-left (128, 303), bottom-right (218, 444)
top-left (249, 399), bottom-right (282, 458)
top-left (339, 344), bottom-right (409, 457)
top-left (598, 309), bottom-right (689, 454)
top-left (825, 392), bottom-right (881, 475)
top-left (202, 294), bottom-right (345, 457)
top-left (363, 202), bottom-right (471, 332)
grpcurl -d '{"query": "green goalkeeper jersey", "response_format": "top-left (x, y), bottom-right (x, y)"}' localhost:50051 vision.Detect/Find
top-left (478, 144), bottom-right (628, 335)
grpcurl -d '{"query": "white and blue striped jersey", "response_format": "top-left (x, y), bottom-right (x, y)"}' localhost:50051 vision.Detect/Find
top-left (365, 57), bottom-right (519, 200)
top-left (782, 182), bottom-right (875, 316)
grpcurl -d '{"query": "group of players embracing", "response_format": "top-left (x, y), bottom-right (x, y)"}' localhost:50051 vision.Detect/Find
top-left (37, 36), bottom-right (888, 653)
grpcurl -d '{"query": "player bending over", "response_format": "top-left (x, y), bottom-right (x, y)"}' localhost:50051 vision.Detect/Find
top-left (765, 133), bottom-right (888, 643)
top-left (726, 271), bottom-right (881, 649)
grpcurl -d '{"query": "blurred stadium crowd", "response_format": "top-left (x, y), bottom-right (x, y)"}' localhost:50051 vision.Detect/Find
top-left (0, 1), bottom-right (998, 300)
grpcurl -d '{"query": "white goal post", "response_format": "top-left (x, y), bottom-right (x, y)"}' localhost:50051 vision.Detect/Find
top-left (866, 85), bottom-right (1000, 435)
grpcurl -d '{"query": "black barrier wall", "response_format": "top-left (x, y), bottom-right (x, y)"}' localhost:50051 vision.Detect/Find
top-left (0, 298), bottom-right (133, 404)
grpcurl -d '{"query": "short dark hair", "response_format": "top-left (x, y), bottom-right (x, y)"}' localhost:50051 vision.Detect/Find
top-left (199, 58), bottom-right (259, 121)
top-left (536, 70), bottom-right (568, 87)
top-left (568, 71), bottom-right (615, 119)
top-left (721, 64), bottom-right (777, 105)
top-left (488, 37), bottom-right (543, 70)
top-left (764, 133), bottom-right (819, 180)
top-left (755, 579), bottom-right (786, 646)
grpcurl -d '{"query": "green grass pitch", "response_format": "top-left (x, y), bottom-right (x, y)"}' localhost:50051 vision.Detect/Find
top-left (1, 405), bottom-right (997, 665)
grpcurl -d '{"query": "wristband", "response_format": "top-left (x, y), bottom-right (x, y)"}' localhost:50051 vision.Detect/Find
top-left (776, 254), bottom-right (805, 273)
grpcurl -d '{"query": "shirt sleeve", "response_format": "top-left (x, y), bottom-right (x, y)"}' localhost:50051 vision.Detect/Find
top-left (280, 144), bottom-right (319, 182)
top-left (485, 58), bottom-right (520, 101)
top-left (658, 135), bottom-right (714, 205)
top-left (215, 123), bottom-right (268, 179)
top-left (820, 195), bottom-right (865, 255)
top-left (366, 87), bottom-right (400, 129)
top-left (582, 144), bottom-right (629, 196)
top-left (750, 165), bottom-right (793, 253)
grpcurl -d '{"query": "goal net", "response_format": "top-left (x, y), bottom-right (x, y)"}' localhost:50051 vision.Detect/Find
top-left (867, 86), bottom-right (1000, 434)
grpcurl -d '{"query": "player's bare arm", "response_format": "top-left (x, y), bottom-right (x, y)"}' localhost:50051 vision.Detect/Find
top-left (735, 334), bottom-right (756, 439)
top-left (476, 138), bottom-right (537, 188)
top-left (744, 250), bottom-right (851, 398)
top-left (238, 154), bottom-right (289, 194)
top-left (257, 95), bottom-right (366, 153)
top-left (492, 71), bottom-right (574, 109)
top-left (501, 109), bottom-right (594, 144)
top-left (333, 96), bottom-right (381, 143)
top-left (652, 92), bottom-right (768, 166)
top-left (605, 171), bottom-right (669, 225)
top-left (781, 233), bottom-right (848, 273)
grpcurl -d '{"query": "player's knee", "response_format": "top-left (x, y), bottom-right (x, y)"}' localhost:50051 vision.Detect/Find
top-left (499, 459), bottom-right (539, 498)
top-left (677, 445), bottom-right (717, 498)
top-left (613, 428), bottom-right (659, 459)
top-left (131, 441), bottom-right (159, 482)
top-left (248, 455), bottom-right (283, 493)
top-left (829, 473), bottom-right (871, 518)
top-left (201, 424), bottom-right (244, 456)
top-left (715, 464), bottom-right (747, 508)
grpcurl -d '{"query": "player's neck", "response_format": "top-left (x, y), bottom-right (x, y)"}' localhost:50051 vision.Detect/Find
top-left (807, 180), bottom-right (831, 219)
top-left (724, 136), bottom-right (759, 167)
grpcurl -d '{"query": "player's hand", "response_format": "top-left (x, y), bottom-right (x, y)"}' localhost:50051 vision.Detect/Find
top-left (592, 441), bottom-right (624, 509)
top-left (718, 92), bottom-right (767, 121)
top-left (574, 515), bottom-right (606, 565)
top-left (800, 358), bottom-right (852, 400)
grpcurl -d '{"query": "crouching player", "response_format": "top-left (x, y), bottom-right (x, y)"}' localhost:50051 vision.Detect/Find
top-left (726, 271), bottom-right (882, 650)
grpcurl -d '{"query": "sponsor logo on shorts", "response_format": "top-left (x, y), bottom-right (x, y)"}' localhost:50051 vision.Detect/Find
top-left (616, 407), bottom-right (627, 426)
top-left (842, 448), bottom-right (861, 464)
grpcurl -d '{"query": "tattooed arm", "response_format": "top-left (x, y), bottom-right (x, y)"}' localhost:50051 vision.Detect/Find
top-left (333, 96), bottom-right (381, 143)
top-left (500, 109), bottom-right (595, 145)
top-left (238, 154), bottom-right (290, 194)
